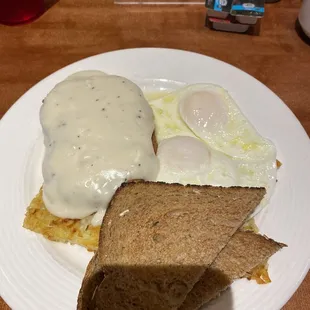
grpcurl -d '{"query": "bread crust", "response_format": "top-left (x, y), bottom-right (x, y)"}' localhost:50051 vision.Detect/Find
top-left (179, 231), bottom-right (285, 310)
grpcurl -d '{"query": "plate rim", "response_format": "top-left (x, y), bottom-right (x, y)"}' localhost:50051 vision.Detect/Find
top-left (0, 47), bottom-right (310, 310)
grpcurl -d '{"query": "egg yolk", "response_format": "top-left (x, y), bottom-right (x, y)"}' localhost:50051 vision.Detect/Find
top-left (179, 91), bottom-right (228, 138)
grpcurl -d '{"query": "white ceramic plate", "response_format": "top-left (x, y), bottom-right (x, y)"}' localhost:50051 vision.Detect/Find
top-left (0, 48), bottom-right (310, 310)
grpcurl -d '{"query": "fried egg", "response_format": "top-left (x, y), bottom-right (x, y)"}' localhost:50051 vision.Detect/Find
top-left (149, 84), bottom-right (277, 205)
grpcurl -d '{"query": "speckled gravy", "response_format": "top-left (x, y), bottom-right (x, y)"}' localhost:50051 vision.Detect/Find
top-left (40, 71), bottom-right (159, 226)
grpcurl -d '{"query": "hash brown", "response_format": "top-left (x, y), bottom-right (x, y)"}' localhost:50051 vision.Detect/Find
top-left (23, 188), bottom-right (99, 251)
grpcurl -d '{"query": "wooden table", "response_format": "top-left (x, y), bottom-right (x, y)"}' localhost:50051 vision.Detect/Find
top-left (0, 0), bottom-right (309, 309)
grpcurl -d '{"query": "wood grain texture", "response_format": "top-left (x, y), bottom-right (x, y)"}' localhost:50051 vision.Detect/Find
top-left (0, 0), bottom-right (309, 309)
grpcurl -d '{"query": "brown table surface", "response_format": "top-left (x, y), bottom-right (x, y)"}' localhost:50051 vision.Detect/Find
top-left (0, 0), bottom-right (309, 309)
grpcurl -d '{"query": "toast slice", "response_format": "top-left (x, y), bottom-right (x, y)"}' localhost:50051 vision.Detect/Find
top-left (78, 181), bottom-right (265, 310)
top-left (77, 252), bottom-right (103, 309)
top-left (179, 231), bottom-right (285, 310)
top-left (78, 231), bottom-right (284, 310)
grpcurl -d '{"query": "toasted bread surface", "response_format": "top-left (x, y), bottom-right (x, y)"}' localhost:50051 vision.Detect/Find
top-left (77, 253), bottom-right (104, 310)
top-left (78, 231), bottom-right (285, 310)
top-left (79, 181), bottom-right (265, 310)
top-left (179, 231), bottom-right (285, 310)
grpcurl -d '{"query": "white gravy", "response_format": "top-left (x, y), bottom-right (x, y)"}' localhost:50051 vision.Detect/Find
top-left (40, 71), bottom-right (159, 226)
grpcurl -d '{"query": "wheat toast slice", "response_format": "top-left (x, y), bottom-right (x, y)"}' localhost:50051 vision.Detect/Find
top-left (78, 181), bottom-right (265, 309)
top-left (77, 231), bottom-right (285, 310)
top-left (179, 231), bottom-right (285, 310)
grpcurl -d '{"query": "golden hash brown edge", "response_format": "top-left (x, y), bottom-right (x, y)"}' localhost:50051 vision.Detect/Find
top-left (23, 188), bottom-right (100, 252)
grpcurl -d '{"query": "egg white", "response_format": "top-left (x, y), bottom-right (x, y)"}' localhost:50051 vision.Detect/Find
top-left (149, 84), bottom-right (277, 206)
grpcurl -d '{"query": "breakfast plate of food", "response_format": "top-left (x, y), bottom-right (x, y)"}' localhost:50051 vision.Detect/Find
top-left (0, 48), bottom-right (310, 310)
